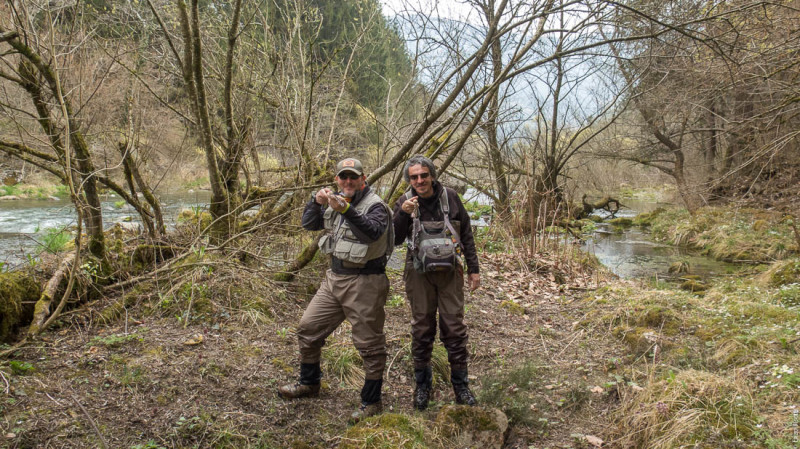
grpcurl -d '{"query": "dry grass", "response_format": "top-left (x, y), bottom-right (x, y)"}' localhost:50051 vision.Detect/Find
top-left (613, 369), bottom-right (757, 448)
top-left (649, 207), bottom-right (798, 262)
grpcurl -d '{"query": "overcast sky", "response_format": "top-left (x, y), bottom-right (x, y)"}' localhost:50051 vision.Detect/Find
top-left (380, 0), bottom-right (476, 22)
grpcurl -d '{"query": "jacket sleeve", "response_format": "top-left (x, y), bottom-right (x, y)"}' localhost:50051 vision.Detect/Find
top-left (392, 196), bottom-right (412, 245)
top-left (342, 203), bottom-right (388, 243)
top-left (451, 189), bottom-right (480, 274)
top-left (301, 195), bottom-right (325, 231)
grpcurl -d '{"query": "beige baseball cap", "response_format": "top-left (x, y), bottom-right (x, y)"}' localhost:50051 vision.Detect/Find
top-left (335, 158), bottom-right (364, 176)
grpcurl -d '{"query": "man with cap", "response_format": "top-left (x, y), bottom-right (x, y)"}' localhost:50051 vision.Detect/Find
top-left (278, 158), bottom-right (394, 423)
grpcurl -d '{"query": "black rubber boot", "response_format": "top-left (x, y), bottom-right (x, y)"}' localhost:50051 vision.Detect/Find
top-left (451, 369), bottom-right (477, 406)
top-left (361, 378), bottom-right (383, 405)
top-left (413, 366), bottom-right (433, 411)
top-left (299, 362), bottom-right (322, 385)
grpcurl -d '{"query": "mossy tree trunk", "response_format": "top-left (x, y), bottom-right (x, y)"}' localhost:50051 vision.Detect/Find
top-left (0, 272), bottom-right (42, 342)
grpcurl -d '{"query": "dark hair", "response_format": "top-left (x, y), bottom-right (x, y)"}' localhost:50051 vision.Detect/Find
top-left (403, 155), bottom-right (438, 182)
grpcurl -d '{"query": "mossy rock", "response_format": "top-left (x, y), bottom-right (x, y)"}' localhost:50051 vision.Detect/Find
top-left (757, 259), bottom-right (800, 287)
top-left (633, 207), bottom-right (666, 226)
top-left (436, 405), bottom-right (508, 449)
top-left (0, 272), bottom-right (42, 342)
top-left (499, 300), bottom-right (525, 316)
top-left (680, 279), bottom-right (709, 293)
top-left (635, 307), bottom-right (679, 335)
top-left (339, 413), bottom-right (431, 449)
top-left (613, 326), bottom-right (666, 355)
top-left (607, 217), bottom-right (633, 226)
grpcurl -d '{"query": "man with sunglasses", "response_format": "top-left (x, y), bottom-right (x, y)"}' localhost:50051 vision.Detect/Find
top-left (279, 158), bottom-right (393, 424)
top-left (393, 155), bottom-right (481, 411)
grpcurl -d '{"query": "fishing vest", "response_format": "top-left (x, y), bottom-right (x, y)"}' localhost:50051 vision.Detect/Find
top-left (405, 187), bottom-right (463, 273)
top-left (318, 190), bottom-right (394, 268)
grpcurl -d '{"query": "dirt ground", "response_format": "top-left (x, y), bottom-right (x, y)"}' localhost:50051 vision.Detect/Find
top-left (1, 249), bottom-right (628, 449)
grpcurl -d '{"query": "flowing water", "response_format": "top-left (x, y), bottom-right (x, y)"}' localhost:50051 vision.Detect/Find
top-left (1, 192), bottom-right (738, 280)
top-left (0, 191), bottom-right (209, 269)
top-left (580, 199), bottom-right (739, 280)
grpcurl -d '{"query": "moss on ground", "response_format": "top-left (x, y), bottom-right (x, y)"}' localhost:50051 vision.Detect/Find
top-left (339, 413), bottom-right (432, 449)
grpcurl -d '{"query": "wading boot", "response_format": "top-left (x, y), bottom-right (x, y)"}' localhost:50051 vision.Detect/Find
top-left (413, 366), bottom-right (433, 411)
top-left (349, 401), bottom-right (383, 424)
top-left (451, 369), bottom-right (477, 406)
top-left (278, 362), bottom-right (321, 399)
top-left (277, 383), bottom-right (319, 399)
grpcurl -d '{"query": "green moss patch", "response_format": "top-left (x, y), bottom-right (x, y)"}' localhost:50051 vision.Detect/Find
top-left (0, 272), bottom-right (42, 342)
top-left (339, 413), bottom-right (431, 449)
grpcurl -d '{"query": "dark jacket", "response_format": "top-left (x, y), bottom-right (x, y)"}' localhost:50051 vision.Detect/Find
top-left (392, 182), bottom-right (479, 274)
top-left (302, 185), bottom-right (389, 275)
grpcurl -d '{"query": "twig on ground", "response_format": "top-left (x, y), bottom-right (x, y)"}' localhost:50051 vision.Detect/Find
top-left (0, 370), bottom-right (9, 394)
top-left (70, 393), bottom-right (108, 449)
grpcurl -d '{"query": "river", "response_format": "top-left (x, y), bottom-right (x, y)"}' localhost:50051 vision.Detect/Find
top-left (1, 193), bottom-right (737, 280)
top-left (580, 199), bottom-right (739, 280)
top-left (0, 191), bottom-right (209, 269)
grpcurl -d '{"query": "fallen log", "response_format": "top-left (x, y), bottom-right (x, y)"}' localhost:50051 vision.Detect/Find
top-left (27, 251), bottom-right (77, 336)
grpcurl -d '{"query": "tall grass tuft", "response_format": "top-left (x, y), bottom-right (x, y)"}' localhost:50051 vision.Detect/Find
top-left (323, 344), bottom-right (364, 390)
top-left (613, 369), bottom-right (758, 448)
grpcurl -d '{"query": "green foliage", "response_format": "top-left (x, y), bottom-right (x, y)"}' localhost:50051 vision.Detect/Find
top-left (387, 294), bottom-right (405, 308)
top-left (462, 198), bottom-right (492, 217)
top-left (8, 360), bottom-right (35, 375)
top-left (473, 227), bottom-right (505, 253)
top-left (37, 227), bottom-right (72, 254)
top-left (0, 184), bottom-right (67, 199)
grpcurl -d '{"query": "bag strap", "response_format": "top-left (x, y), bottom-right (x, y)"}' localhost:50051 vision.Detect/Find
top-left (439, 188), bottom-right (464, 252)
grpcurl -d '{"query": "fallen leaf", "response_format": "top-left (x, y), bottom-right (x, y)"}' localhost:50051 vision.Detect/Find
top-left (586, 435), bottom-right (604, 447)
top-left (590, 386), bottom-right (604, 394)
top-left (631, 385), bottom-right (645, 392)
top-left (183, 334), bottom-right (204, 346)
top-left (5, 433), bottom-right (15, 439)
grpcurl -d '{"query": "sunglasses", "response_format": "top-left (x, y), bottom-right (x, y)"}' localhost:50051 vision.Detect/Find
top-left (409, 172), bottom-right (430, 181)
top-left (338, 173), bottom-right (361, 180)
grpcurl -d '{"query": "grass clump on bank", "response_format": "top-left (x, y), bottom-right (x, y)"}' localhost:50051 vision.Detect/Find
top-left (581, 269), bottom-right (800, 447)
top-left (647, 207), bottom-right (798, 262)
top-left (614, 370), bottom-right (758, 448)
top-left (0, 183), bottom-right (67, 199)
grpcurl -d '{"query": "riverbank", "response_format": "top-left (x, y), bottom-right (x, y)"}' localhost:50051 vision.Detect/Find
top-left (1, 205), bottom-right (798, 448)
